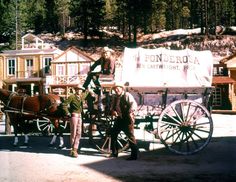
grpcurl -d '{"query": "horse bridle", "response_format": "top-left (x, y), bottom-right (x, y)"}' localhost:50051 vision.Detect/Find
top-left (41, 95), bottom-right (61, 113)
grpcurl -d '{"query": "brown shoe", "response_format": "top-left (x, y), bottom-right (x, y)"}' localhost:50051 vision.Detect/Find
top-left (70, 149), bottom-right (78, 158)
top-left (107, 153), bottom-right (118, 158)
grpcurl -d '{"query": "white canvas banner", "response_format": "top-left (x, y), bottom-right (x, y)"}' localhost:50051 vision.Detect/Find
top-left (121, 47), bottom-right (213, 87)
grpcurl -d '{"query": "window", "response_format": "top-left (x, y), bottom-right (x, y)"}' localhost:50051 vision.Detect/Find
top-left (212, 87), bottom-right (222, 107)
top-left (56, 64), bottom-right (66, 84)
top-left (43, 57), bottom-right (52, 74)
top-left (26, 59), bottom-right (33, 67)
top-left (7, 58), bottom-right (16, 76)
top-left (25, 58), bottom-right (33, 77)
top-left (213, 66), bottom-right (225, 76)
top-left (68, 64), bottom-right (78, 76)
top-left (219, 67), bottom-right (224, 75)
top-left (213, 67), bottom-right (218, 75)
top-left (56, 64), bottom-right (65, 75)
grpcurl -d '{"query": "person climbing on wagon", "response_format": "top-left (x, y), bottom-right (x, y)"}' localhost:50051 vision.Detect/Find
top-left (82, 46), bottom-right (116, 91)
top-left (109, 82), bottom-right (139, 160)
top-left (82, 47), bottom-right (116, 112)
top-left (61, 85), bottom-right (90, 158)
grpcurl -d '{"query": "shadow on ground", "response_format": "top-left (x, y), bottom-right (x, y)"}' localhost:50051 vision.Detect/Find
top-left (0, 133), bottom-right (236, 181)
top-left (83, 136), bottom-right (236, 182)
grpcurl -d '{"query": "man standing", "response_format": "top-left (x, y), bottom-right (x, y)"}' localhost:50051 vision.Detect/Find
top-left (62, 86), bottom-right (88, 158)
top-left (110, 82), bottom-right (139, 160)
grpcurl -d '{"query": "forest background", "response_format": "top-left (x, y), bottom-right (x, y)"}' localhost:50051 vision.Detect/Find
top-left (0, 0), bottom-right (236, 52)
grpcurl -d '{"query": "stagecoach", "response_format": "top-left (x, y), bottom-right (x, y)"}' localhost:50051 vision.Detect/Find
top-left (0, 47), bottom-right (214, 155)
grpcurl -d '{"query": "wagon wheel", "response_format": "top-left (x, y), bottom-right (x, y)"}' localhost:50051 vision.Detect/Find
top-left (36, 117), bottom-right (68, 135)
top-left (89, 113), bottom-right (129, 154)
top-left (157, 99), bottom-right (213, 155)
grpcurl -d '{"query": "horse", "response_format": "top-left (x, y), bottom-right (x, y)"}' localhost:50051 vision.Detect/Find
top-left (0, 88), bottom-right (67, 148)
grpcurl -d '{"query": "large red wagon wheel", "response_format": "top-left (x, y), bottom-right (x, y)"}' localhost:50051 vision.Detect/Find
top-left (157, 99), bottom-right (213, 155)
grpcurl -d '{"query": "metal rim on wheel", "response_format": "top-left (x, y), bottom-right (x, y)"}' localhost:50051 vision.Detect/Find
top-left (157, 99), bottom-right (213, 155)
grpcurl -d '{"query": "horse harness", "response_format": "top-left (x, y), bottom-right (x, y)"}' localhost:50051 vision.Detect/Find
top-left (40, 95), bottom-right (60, 114)
top-left (4, 93), bottom-right (58, 116)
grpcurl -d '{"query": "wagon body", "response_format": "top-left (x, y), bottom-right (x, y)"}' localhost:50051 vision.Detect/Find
top-left (129, 86), bottom-right (213, 155)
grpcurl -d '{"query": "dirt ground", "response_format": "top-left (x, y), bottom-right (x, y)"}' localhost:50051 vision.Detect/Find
top-left (0, 113), bottom-right (236, 182)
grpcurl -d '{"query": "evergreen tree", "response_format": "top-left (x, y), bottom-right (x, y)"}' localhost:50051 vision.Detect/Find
top-left (104, 0), bottom-right (117, 27)
top-left (21, 0), bottom-right (46, 34)
top-left (1, 0), bottom-right (236, 49)
top-left (70, 0), bottom-right (105, 46)
top-left (0, 1), bottom-right (15, 43)
top-left (55, 0), bottom-right (71, 35)
top-left (45, 0), bottom-right (59, 33)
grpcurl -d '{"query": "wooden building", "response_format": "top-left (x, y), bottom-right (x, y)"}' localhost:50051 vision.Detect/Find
top-left (46, 46), bottom-right (94, 98)
top-left (0, 33), bottom-right (63, 95)
top-left (214, 53), bottom-right (236, 110)
top-left (0, 34), bottom-right (94, 97)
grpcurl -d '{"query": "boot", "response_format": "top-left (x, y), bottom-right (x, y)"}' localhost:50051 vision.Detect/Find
top-left (126, 146), bottom-right (139, 160)
top-left (70, 148), bottom-right (78, 158)
top-left (107, 153), bottom-right (118, 158)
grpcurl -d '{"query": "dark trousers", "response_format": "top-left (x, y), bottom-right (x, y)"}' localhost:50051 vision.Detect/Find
top-left (83, 72), bottom-right (114, 90)
top-left (83, 72), bottom-right (100, 89)
top-left (110, 117), bottom-right (138, 158)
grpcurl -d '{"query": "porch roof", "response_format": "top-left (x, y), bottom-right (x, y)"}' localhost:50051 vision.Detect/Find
top-left (212, 76), bottom-right (236, 84)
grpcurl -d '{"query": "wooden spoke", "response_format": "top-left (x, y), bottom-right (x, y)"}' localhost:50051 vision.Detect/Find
top-left (158, 100), bottom-right (213, 155)
top-left (88, 113), bottom-right (129, 154)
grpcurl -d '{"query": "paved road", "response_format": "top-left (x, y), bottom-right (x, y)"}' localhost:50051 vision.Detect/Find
top-left (0, 114), bottom-right (236, 182)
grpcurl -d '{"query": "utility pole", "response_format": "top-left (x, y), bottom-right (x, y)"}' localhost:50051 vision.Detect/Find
top-left (205, 0), bottom-right (209, 36)
top-left (15, 0), bottom-right (18, 50)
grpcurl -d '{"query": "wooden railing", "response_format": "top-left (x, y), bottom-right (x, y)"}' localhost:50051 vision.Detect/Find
top-left (8, 70), bottom-right (50, 79)
top-left (46, 75), bottom-right (86, 85)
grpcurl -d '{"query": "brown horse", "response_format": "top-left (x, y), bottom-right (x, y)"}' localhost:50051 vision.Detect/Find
top-left (0, 88), bottom-right (66, 147)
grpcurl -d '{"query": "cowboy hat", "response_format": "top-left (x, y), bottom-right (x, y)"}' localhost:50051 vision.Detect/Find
top-left (103, 46), bottom-right (114, 53)
top-left (112, 81), bottom-right (127, 89)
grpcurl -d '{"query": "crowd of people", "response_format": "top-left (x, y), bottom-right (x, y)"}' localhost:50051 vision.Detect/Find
top-left (61, 46), bottom-right (139, 160)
